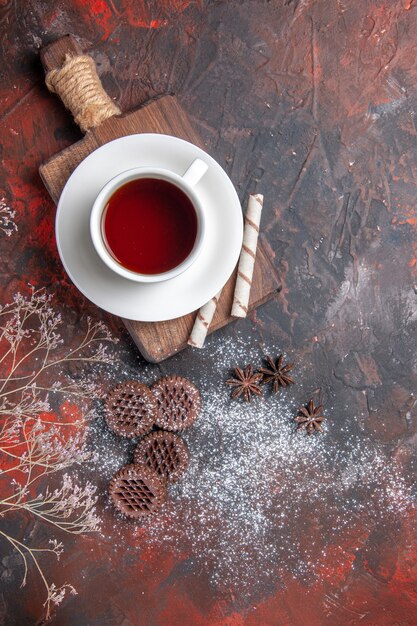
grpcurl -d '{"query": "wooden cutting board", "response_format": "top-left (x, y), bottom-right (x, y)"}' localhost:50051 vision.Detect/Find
top-left (39, 35), bottom-right (281, 362)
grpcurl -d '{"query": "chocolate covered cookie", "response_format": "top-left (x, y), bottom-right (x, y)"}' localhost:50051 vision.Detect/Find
top-left (151, 376), bottom-right (201, 431)
top-left (105, 381), bottom-right (156, 438)
top-left (109, 464), bottom-right (166, 519)
top-left (134, 430), bottom-right (189, 483)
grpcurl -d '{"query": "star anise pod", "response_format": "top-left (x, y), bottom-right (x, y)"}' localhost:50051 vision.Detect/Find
top-left (294, 399), bottom-right (325, 435)
top-left (259, 355), bottom-right (295, 393)
top-left (225, 365), bottom-right (263, 402)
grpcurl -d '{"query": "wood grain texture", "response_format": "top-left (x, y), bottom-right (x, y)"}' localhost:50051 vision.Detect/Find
top-left (39, 36), bottom-right (280, 362)
top-left (40, 33), bottom-right (83, 68)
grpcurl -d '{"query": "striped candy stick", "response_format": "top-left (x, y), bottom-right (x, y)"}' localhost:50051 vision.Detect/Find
top-left (231, 193), bottom-right (263, 317)
top-left (187, 289), bottom-right (223, 349)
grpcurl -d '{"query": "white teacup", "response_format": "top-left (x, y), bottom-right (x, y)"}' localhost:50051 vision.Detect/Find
top-left (90, 158), bottom-right (208, 282)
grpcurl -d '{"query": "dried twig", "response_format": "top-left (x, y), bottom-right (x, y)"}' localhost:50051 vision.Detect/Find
top-left (0, 287), bottom-right (116, 619)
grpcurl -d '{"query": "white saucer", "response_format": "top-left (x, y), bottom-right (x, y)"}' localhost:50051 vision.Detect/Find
top-left (55, 134), bottom-right (243, 321)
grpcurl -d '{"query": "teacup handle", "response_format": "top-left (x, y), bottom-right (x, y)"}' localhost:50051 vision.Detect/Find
top-left (182, 159), bottom-right (208, 188)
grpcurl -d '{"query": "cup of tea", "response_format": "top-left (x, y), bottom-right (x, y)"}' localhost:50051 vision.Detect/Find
top-left (90, 158), bottom-right (208, 282)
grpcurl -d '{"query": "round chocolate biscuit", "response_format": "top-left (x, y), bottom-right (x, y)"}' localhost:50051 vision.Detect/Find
top-left (134, 431), bottom-right (189, 483)
top-left (105, 381), bottom-right (156, 438)
top-left (109, 464), bottom-right (166, 519)
top-left (151, 376), bottom-right (201, 431)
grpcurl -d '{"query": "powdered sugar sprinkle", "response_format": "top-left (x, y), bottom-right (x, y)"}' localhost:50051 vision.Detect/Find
top-left (93, 333), bottom-right (416, 600)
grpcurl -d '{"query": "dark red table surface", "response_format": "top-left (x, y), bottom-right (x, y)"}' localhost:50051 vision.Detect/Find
top-left (1, 1), bottom-right (416, 624)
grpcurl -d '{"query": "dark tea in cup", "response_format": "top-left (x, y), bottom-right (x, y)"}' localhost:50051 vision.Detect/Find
top-left (90, 159), bottom-right (208, 283)
top-left (102, 178), bottom-right (198, 275)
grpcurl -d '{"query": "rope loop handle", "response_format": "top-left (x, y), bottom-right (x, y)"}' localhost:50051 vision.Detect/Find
top-left (45, 54), bottom-right (121, 132)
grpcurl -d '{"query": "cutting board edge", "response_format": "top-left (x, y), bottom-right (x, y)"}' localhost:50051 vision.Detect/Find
top-left (123, 242), bottom-right (282, 363)
top-left (123, 288), bottom-right (281, 363)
